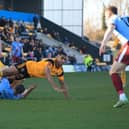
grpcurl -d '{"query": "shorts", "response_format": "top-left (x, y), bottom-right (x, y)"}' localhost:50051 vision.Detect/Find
top-left (15, 62), bottom-right (30, 79)
top-left (115, 42), bottom-right (129, 65)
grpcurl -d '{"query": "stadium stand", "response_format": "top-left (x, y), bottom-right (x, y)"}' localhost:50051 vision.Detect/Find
top-left (40, 17), bottom-right (100, 59)
top-left (37, 32), bottom-right (84, 64)
top-left (0, 10), bottom-right (112, 67)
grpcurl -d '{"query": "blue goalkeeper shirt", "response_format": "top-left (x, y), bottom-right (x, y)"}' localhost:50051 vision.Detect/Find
top-left (0, 78), bottom-right (23, 99)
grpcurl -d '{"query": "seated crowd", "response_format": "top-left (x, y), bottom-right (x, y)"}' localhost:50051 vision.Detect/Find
top-left (0, 16), bottom-right (77, 65)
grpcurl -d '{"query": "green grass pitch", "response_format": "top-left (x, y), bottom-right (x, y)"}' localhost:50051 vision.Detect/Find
top-left (0, 72), bottom-right (129, 129)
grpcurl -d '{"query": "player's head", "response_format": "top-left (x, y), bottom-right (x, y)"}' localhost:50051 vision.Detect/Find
top-left (105, 6), bottom-right (117, 19)
top-left (15, 84), bottom-right (25, 94)
top-left (56, 53), bottom-right (67, 66)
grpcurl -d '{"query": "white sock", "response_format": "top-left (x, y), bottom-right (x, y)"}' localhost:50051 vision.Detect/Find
top-left (119, 93), bottom-right (128, 101)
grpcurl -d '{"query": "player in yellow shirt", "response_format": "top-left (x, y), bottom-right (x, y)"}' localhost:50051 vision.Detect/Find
top-left (0, 53), bottom-right (69, 98)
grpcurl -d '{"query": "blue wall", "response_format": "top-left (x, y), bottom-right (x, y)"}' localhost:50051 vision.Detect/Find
top-left (0, 10), bottom-right (39, 22)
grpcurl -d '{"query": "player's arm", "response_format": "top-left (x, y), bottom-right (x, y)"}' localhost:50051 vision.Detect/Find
top-left (22, 84), bottom-right (37, 98)
top-left (11, 79), bottom-right (24, 88)
top-left (44, 64), bottom-right (64, 92)
top-left (58, 78), bottom-right (69, 99)
top-left (99, 24), bottom-right (115, 55)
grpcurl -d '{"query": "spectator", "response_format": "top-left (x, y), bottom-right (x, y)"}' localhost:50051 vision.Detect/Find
top-left (33, 15), bottom-right (39, 31)
top-left (84, 54), bottom-right (94, 72)
top-left (11, 36), bottom-right (23, 63)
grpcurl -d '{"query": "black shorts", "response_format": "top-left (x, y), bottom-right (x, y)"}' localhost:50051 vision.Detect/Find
top-left (15, 62), bottom-right (30, 79)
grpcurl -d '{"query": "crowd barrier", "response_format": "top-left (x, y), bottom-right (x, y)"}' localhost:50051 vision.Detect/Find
top-left (63, 64), bottom-right (110, 73)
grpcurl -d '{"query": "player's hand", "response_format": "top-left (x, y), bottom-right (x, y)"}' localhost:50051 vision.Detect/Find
top-left (99, 44), bottom-right (105, 56)
top-left (30, 84), bottom-right (37, 89)
top-left (54, 87), bottom-right (65, 92)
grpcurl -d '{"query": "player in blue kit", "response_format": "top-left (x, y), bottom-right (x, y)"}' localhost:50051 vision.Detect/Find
top-left (0, 77), bottom-right (36, 100)
top-left (99, 6), bottom-right (129, 108)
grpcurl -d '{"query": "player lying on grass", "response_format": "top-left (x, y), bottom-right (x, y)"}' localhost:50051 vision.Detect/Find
top-left (0, 77), bottom-right (36, 100)
top-left (0, 53), bottom-right (69, 99)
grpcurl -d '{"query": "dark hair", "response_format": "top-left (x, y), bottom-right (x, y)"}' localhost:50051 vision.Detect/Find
top-left (59, 52), bottom-right (67, 61)
top-left (15, 84), bottom-right (25, 94)
top-left (60, 52), bottom-right (67, 57)
top-left (106, 6), bottom-right (118, 14)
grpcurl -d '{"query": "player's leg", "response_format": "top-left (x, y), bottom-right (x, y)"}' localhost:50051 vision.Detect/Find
top-left (110, 61), bottom-right (128, 108)
top-left (120, 70), bottom-right (127, 87)
top-left (0, 65), bottom-right (19, 77)
top-left (0, 61), bottom-right (9, 71)
top-left (0, 60), bottom-right (5, 68)
top-left (0, 61), bottom-right (9, 77)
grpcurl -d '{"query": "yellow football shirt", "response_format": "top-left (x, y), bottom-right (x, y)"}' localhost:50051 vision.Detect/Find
top-left (26, 59), bottom-right (64, 81)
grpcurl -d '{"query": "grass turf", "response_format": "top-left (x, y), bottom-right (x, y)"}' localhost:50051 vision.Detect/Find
top-left (0, 72), bottom-right (129, 129)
